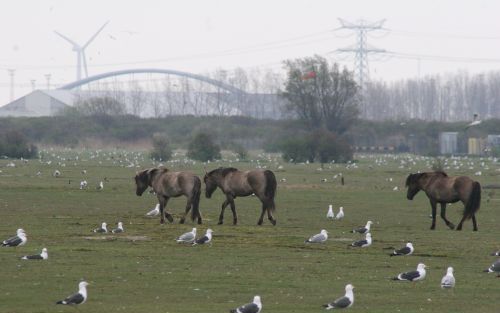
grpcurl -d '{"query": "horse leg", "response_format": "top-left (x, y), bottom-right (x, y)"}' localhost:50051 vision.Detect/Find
top-left (218, 199), bottom-right (229, 225)
top-left (456, 214), bottom-right (466, 231)
top-left (162, 197), bottom-right (174, 223)
top-left (440, 203), bottom-right (455, 229)
top-left (257, 203), bottom-right (266, 226)
top-left (180, 199), bottom-right (192, 224)
top-left (429, 199), bottom-right (437, 230)
top-left (228, 197), bottom-right (238, 225)
top-left (266, 207), bottom-right (276, 226)
top-left (472, 214), bottom-right (478, 231)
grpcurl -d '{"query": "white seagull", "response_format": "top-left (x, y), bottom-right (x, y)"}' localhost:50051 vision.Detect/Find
top-left (97, 181), bottom-right (104, 190)
top-left (440, 267), bottom-right (456, 288)
top-left (393, 263), bottom-right (427, 282)
top-left (146, 203), bottom-right (160, 217)
top-left (21, 248), bottom-right (48, 260)
top-left (350, 233), bottom-right (372, 248)
top-left (484, 259), bottom-right (500, 277)
top-left (79, 180), bottom-right (88, 189)
top-left (390, 242), bottom-right (414, 257)
top-left (92, 222), bottom-right (107, 233)
top-left (176, 228), bottom-right (197, 244)
top-left (322, 284), bottom-right (355, 310)
top-left (230, 295), bottom-right (262, 313)
top-left (2, 229), bottom-right (27, 247)
top-left (490, 250), bottom-right (500, 256)
top-left (352, 221), bottom-right (373, 234)
top-left (465, 113), bottom-right (482, 129)
top-left (192, 229), bottom-right (213, 246)
top-left (327, 205), bottom-right (335, 219)
top-left (335, 207), bottom-right (344, 220)
top-left (111, 222), bottom-right (124, 233)
top-left (56, 281), bottom-right (89, 306)
top-left (306, 229), bottom-right (328, 243)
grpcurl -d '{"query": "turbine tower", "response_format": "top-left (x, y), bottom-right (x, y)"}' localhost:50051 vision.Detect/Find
top-left (54, 21), bottom-right (109, 81)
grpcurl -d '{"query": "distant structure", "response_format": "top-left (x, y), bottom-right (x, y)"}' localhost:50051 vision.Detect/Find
top-left (54, 21), bottom-right (109, 81)
top-left (439, 132), bottom-right (458, 155)
top-left (0, 90), bottom-right (74, 117)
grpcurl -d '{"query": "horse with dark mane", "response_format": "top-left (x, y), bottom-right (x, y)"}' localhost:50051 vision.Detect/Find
top-left (135, 168), bottom-right (202, 225)
top-left (204, 167), bottom-right (277, 226)
top-left (405, 171), bottom-right (481, 231)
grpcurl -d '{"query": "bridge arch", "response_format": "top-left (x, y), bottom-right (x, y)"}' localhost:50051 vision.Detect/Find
top-left (58, 68), bottom-right (246, 94)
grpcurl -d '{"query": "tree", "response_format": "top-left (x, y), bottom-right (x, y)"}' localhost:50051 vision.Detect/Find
top-left (281, 55), bottom-right (359, 134)
top-left (150, 133), bottom-right (172, 161)
top-left (73, 96), bottom-right (127, 116)
top-left (187, 132), bottom-right (221, 161)
top-left (0, 131), bottom-right (38, 159)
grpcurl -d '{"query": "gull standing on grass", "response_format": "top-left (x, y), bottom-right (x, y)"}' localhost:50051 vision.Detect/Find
top-left (440, 267), bottom-right (456, 288)
top-left (352, 221), bottom-right (372, 234)
top-left (305, 229), bottom-right (328, 243)
top-left (230, 295), bottom-right (262, 313)
top-left (176, 228), bottom-right (197, 244)
top-left (2, 229), bottom-right (27, 247)
top-left (56, 281), bottom-right (89, 306)
top-left (327, 205), bottom-right (335, 219)
top-left (322, 284), bottom-right (354, 310)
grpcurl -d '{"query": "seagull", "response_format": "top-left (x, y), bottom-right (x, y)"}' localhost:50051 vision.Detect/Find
top-left (490, 251), bottom-right (500, 256)
top-left (146, 204), bottom-right (160, 217)
top-left (79, 180), bottom-right (88, 189)
top-left (483, 259), bottom-right (500, 277)
top-left (56, 281), bottom-right (89, 306)
top-left (392, 263), bottom-right (427, 282)
top-left (21, 248), bottom-right (48, 260)
top-left (176, 228), bottom-right (197, 244)
top-left (192, 229), bottom-right (213, 246)
top-left (327, 205), bottom-right (335, 219)
top-left (230, 295), bottom-right (262, 313)
top-left (440, 267), bottom-right (456, 288)
top-left (389, 242), bottom-right (414, 257)
top-left (96, 181), bottom-right (104, 190)
top-left (92, 222), bottom-right (107, 233)
top-left (465, 113), bottom-right (482, 129)
top-left (2, 229), bottom-right (27, 247)
top-left (322, 284), bottom-right (354, 310)
top-left (350, 233), bottom-right (372, 248)
top-left (335, 207), bottom-right (344, 220)
top-left (305, 229), bottom-right (328, 243)
top-left (352, 221), bottom-right (373, 234)
top-left (111, 222), bottom-right (124, 233)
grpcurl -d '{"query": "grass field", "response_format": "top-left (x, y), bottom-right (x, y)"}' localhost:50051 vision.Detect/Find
top-left (0, 150), bottom-right (499, 313)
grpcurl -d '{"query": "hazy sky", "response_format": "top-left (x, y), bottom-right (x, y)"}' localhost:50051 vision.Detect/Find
top-left (1, 0), bottom-right (499, 106)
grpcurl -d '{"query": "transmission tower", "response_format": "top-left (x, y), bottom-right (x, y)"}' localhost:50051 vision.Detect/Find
top-left (335, 18), bottom-right (386, 88)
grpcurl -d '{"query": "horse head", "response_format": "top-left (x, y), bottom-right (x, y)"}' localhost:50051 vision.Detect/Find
top-left (134, 168), bottom-right (158, 196)
top-left (405, 173), bottom-right (423, 200)
top-left (203, 171), bottom-right (218, 198)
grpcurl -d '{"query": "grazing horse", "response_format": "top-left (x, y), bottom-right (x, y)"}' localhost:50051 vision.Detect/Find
top-left (204, 167), bottom-right (277, 226)
top-left (405, 171), bottom-right (481, 231)
top-left (135, 168), bottom-right (202, 225)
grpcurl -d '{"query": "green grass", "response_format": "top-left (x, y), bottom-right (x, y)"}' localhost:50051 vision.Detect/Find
top-left (0, 151), bottom-right (499, 313)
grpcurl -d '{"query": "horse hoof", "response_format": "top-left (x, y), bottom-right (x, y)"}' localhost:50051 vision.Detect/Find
top-left (166, 216), bottom-right (174, 223)
top-left (180, 219), bottom-right (185, 224)
top-left (270, 220), bottom-right (277, 226)
top-left (448, 224), bottom-right (455, 230)
top-left (473, 228), bottom-right (478, 232)
top-left (456, 227), bottom-right (462, 231)
top-left (198, 220), bottom-right (203, 225)
top-left (160, 220), bottom-right (165, 224)
top-left (218, 221), bottom-right (223, 225)
top-left (257, 221), bottom-right (263, 226)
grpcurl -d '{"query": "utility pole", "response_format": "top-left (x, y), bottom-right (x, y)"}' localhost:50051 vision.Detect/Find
top-left (335, 18), bottom-right (386, 88)
top-left (30, 79), bottom-right (36, 91)
top-left (45, 74), bottom-right (51, 90)
top-left (8, 69), bottom-right (15, 101)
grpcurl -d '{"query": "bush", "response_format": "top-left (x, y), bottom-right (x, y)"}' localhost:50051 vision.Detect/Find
top-left (0, 131), bottom-right (38, 159)
top-left (150, 133), bottom-right (172, 161)
top-left (232, 143), bottom-right (248, 161)
top-left (187, 132), bottom-right (221, 161)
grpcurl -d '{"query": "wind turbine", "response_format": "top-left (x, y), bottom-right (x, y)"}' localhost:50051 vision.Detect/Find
top-left (54, 21), bottom-right (109, 81)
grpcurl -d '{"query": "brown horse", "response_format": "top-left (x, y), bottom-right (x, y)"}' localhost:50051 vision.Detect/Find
top-left (204, 167), bottom-right (277, 226)
top-left (405, 171), bottom-right (481, 231)
top-left (135, 168), bottom-right (202, 224)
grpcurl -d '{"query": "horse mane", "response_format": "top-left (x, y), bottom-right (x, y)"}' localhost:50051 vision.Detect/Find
top-left (208, 167), bottom-right (238, 177)
top-left (434, 171), bottom-right (448, 177)
top-left (405, 173), bottom-right (423, 186)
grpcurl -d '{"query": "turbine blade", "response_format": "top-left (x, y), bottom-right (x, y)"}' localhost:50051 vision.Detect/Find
top-left (82, 51), bottom-right (89, 78)
top-left (54, 31), bottom-right (79, 48)
top-left (83, 21), bottom-right (109, 49)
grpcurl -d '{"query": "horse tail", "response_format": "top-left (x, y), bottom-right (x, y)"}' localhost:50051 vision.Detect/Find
top-left (191, 176), bottom-right (202, 221)
top-left (464, 181), bottom-right (481, 220)
top-left (264, 170), bottom-right (277, 212)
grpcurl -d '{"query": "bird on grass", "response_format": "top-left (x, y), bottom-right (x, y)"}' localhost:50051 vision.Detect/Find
top-left (483, 259), bottom-right (500, 277)
top-left (440, 267), bottom-right (455, 288)
top-left (322, 284), bottom-right (354, 310)
top-left (192, 229), bottom-right (213, 246)
top-left (392, 263), bottom-right (427, 282)
top-left (176, 228), bottom-right (197, 244)
top-left (96, 181), bottom-right (104, 190)
top-left (465, 113), bottom-right (482, 129)
top-left (92, 222), bottom-right (107, 233)
top-left (389, 242), bottom-right (414, 257)
top-left (146, 203), bottom-right (160, 217)
top-left (21, 248), bottom-right (48, 260)
top-left (305, 229), bottom-right (328, 243)
top-left (350, 233), bottom-right (372, 248)
top-left (230, 295), bottom-right (262, 313)
top-left (327, 205), bottom-right (335, 219)
top-left (56, 281), bottom-right (89, 306)
top-left (490, 250), bottom-right (500, 256)
top-left (335, 207), bottom-right (344, 220)
top-left (352, 221), bottom-right (372, 234)
top-left (2, 229), bottom-right (27, 247)
top-left (111, 222), bottom-right (124, 233)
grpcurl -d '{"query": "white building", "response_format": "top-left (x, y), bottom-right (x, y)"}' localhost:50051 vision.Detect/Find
top-left (0, 90), bottom-right (74, 117)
